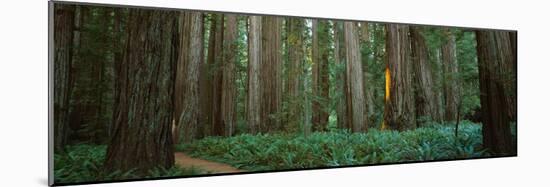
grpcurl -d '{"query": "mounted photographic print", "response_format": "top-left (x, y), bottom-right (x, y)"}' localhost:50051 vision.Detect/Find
top-left (49, 1), bottom-right (517, 186)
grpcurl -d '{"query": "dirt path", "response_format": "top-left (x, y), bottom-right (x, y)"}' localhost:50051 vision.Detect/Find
top-left (174, 152), bottom-right (243, 174)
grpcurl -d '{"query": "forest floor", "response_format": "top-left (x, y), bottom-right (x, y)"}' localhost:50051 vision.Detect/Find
top-left (174, 152), bottom-right (243, 174)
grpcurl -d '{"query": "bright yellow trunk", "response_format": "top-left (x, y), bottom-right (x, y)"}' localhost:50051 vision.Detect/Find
top-left (382, 67), bottom-right (390, 130)
top-left (385, 67), bottom-right (390, 102)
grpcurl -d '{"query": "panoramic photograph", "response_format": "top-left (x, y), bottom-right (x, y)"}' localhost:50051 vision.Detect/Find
top-left (52, 2), bottom-right (517, 185)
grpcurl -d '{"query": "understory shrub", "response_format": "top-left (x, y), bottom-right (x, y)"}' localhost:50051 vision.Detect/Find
top-left (178, 121), bottom-right (490, 171)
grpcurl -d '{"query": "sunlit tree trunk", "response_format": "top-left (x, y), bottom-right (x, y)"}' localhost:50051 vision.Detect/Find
top-left (104, 9), bottom-right (177, 174)
top-left (247, 16), bottom-right (262, 134)
top-left (475, 30), bottom-right (516, 155)
top-left (343, 22), bottom-right (367, 132)
top-left (54, 4), bottom-right (74, 151)
top-left (384, 24), bottom-right (416, 131)
top-left (410, 26), bottom-right (441, 124)
top-left (260, 16), bottom-right (283, 132)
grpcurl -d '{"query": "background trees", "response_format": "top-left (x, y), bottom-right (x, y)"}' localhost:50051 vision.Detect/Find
top-left (286, 18), bottom-right (306, 131)
top-left (311, 20), bottom-right (331, 131)
top-left (410, 26), bottom-right (441, 125)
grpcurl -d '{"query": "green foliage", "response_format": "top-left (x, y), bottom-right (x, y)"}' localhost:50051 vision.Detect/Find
top-left (455, 31), bottom-right (481, 115)
top-left (178, 122), bottom-right (489, 171)
top-left (54, 145), bottom-right (203, 184)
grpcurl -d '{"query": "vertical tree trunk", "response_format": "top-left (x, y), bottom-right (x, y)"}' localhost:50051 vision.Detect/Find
top-left (209, 14), bottom-right (225, 136)
top-left (221, 15), bottom-right (238, 136)
top-left (111, 8), bottom-right (123, 138)
top-left (311, 20), bottom-right (319, 131)
top-left (247, 16), bottom-right (262, 134)
top-left (343, 22), bottom-right (367, 132)
top-left (260, 16), bottom-right (283, 132)
top-left (359, 22), bottom-right (376, 128)
top-left (441, 28), bottom-right (461, 122)
top-left (197, 14), bottom-right (213, 138)
top-left (175, 12), bottom-right (203, 144)
top-left (410, 26), bottom-right (441, 124)
top-left (507, 32), bottom-right (517, 121)
top-left (384, 24), bottom-right (416, 131)
top-left (286, 18), bottom-right (304, 131)
top-left (54, 4), bottom-right (75, 151)
top-left (173, 12), bottom-right (188, 143)
top-left (333, 21), bottom-right (349, 130)
top-left (67, 5), bottom-right (82, 144)
top-left (475, 30), bottom-right (516, 155)
top-left (311, 20), bottom-right (330, 131)
top-left (104, 9), bottom-right (177, 174)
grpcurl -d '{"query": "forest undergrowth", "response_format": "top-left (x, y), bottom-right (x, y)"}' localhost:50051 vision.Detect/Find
top-left (54, 120), bottom-right (516, 184)
top-left (178, 121), bottom-right (498, 171)
top-left (53, 145), bottom-right (204, 184)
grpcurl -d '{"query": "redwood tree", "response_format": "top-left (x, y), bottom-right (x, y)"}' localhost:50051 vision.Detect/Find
top-left (54, 4), bottom-right (74, 151)
top-left (104, 9), bottom-right (177, 174)
top-left (333, 21), bottom-right (349, 130)
top-left (286, 18), bottom-right (305, 131)
top-left (343, 21), bottom-right (367, 132)
top-left (384, 24), bottom-right (416, 131)
top-left (410, 26), bottom-right (442, 124)
top-left (175, 12), bottom-right (203, 144)
top-left (311, 20), bottom-right (330, 131)
top-left (260, 16), bottom-right (283, 132)
top-left (220, 14), bottom-right (238, 136)
top-left (247, 16), bottom-right (262, 134)
top-left (475, 30), bottom-right (516, 155)
top-left (208, 14), bottom-right (225, 136)
top-left (441, 28), bottom-right (461, 122)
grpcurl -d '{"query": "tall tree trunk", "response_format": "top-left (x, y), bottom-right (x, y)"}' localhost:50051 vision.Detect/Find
top-left (311, 20), bottom-right (330, 131)
top-left (384, 24), bottom-right (416, 131)
top-left (67, 5), bottom-right (82, 144)
top-left (174, 12), bottom-right (203, 144)
top-left (198, 15), bottom-right (213, 138)
top-left (104, 9), bottom-right (177, 174)
top-left (247, 16), bottom-right (262, 134)
top-left (111, 8), bottom-right (123, 137)
top-left (221, 15), bottom-right (238, 136)
top-left (343, 22), bottom-right (367, 132)
top-left (442, 28), bottom-right (461, 122)
top-left (334, 21), bottom-right (349, 130)
top-left (209, 14), bottom-right (225, 136)
top-left (359, 22), bottom-right (376, 128)
top-left (507, 31), bottom-right (517, 121)
top-left (475, 30), bottom-right (516, 155)
top-left (260, 16), bottom-right (283, 132)
top-left (54, 4), bottom-right (75, 151)
top-left (410, 26), bottom-right (441, 124)
top-left (286, 18), bottom-right (304, 131)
